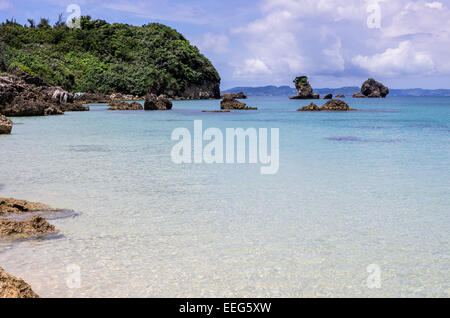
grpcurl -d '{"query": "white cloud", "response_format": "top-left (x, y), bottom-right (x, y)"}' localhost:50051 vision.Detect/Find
top-left (352, 41), bottom-right (435, 76)
top-left (227, 0), bottom-right (450, 83)
top-left (197, 33), bottom-right (229, 54)
top-left (425, 1), bottom-right (444, 9)
top-left (234, 58), bottom-right (272, 77)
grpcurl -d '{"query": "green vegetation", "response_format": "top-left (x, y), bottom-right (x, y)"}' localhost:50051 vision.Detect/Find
top-left (293, 76), bottom-right (309, 87)
top-left (0, 16), bottom-right (220, 96)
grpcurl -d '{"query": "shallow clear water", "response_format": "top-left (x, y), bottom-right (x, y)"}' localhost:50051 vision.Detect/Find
top-left (0, 96), bottom-right (449, 297)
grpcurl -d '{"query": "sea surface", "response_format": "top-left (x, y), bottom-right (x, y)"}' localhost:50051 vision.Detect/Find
top-left (0, 96), bottom-right (449, 297)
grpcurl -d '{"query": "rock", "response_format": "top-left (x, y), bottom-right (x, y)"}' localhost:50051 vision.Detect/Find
top-left (289, 76), bottom-right (320, 99)
top-left (360, 78), bottom-right (389, 98)
top-left (0, 115), bottom-right (12, 134)
top-left (0, 198), bottom-right (57, 216)
top-left (323, 93), bottom-right (333, 99)
top-left (73, 93), bottom-right (111, 105)
top-left (108, 100), bottom-right (143, 110)
top-left (220, 95), bottom-right (257, 110)
top-left (320, 99), bottom-right (356, 111)
top-left (0, 215), bottom-right (56, 238)
top-left (221, 92), bottom-right (247, 99)
top-left (336, 94), bottom-right (345, 98)
top-left (297, 103), bottom-right (320, 111)
top-left (173, 81), bottom-right (220, 100)
top-left (144, 93), bottom-right (173, 110)
top-left (0, 70), bottom-right (66, 116)
top-left (0, 267), bottom-right (39, 298)
top-left (109, 93), bottom-right (142, 101)
top-left (50, 88), bottom-right (73, 104)
top-left (352, 92), bottom-right (367, 98)
top-left (61, 104), bottom-right (90, 112)
top-left (297, 100), bottom-right (356, 111)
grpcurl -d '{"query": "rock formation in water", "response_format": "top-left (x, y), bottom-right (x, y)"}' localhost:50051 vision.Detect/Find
top-left (297, 103), bottom-right (320, 111)
top-left (0, 216), bottom-right (56, 237)
top-left (359, 78), bottom-right (389, 98)
top-left (0, 68), bottom-right (82, 116)
top-left (144, 93), bottom-right (173, 110)
top-left (220, 95), bottom-right (257, 110)
top-left (297, 99), bottom-right (356, 111)
top-left (221, 92), bottom-right (247, 99)
top-left (0, 115), bottom-right (12, 134)
top-left (323, 93), bottom-right (333, 99)
top-left (108, 100), bottom-right (143, 110)
top-left (0, 267), bottom-right (39, 298)
top-left (0, 198), bottom-right (59, 215)
top-left (290, 76), bottom-right (320, 99)
top-left (352, 92), bottom-right (367, 98)
top-left (336, 94), bottom-right (345, 98)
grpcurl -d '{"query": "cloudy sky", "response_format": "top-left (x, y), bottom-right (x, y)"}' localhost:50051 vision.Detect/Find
top-left (1, 0), bottom-right (449, 89)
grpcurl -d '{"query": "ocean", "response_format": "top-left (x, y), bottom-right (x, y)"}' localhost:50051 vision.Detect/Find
top-left (0, 96), bottom-right (448, 297)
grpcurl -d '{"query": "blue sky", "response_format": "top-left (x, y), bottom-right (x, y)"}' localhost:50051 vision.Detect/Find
top-left (1, 0), bottom-right (450, 89)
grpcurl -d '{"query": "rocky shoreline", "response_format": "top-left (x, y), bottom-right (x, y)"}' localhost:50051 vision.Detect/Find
top-left (0, 197), bottom-right (63, 298)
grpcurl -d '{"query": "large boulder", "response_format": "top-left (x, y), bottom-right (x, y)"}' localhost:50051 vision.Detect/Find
top-left (73, 92), bottom-right (111, 104)
top-left (323, 93), bottom-right (333, 99)
top-left (108, 100), bottom-right (143, 110)
top-left (297, 99), bottom-right (356, 111)
top-left (290, 76), bottom-right (320, 99)
top-left (220, 95), bottom-right (257, 110)
top-left (360, 78), bottom-right (389, 98)
top-left (0, 267), bottom-right (39, 298)
top-left (144, 93), bottom-right (173, 110)
top-left (0, 115), bottom-right (12, 134)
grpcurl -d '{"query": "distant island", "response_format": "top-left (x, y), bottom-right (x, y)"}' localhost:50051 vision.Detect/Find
top-left (0, 16), bottom-right (220, 99)
top-left (223, 86), bottom-right (450, 97)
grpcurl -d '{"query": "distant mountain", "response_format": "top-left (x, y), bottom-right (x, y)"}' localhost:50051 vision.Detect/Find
top-left (223, 86), bottom-right (450, 97)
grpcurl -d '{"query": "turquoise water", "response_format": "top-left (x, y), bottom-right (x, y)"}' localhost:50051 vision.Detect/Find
top-left (0, 96), bottom-right (448, 297)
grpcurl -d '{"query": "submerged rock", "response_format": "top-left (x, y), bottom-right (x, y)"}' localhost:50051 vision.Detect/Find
top-left (290, 76), bottom-right (320, 99)
top-left (360, 78), bottom-right (389, 98)
top-left (0, 267), bottom-right (39, 298)
top-left (220, 95), bottom-right (257, 110)
top-left (0, 215), bottom-right (56, 237)
top-left (323, 93), bottom-right (333, 99)
top-left (144, 93), bottom-right (173, 110)
top-left (0, 115), bottom-right (12, 134)
top-left (297, 100), bottom-right (356, 111)
top-left (336, 94), bottom-right (345, 98)
top-left (108, 100), bottom-right (143, 110)
top-left (0, 198), bottom-right (58, 215)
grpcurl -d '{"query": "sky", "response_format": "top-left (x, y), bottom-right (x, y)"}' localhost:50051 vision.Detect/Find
top-left (1, 0), bottom-right (450, 89)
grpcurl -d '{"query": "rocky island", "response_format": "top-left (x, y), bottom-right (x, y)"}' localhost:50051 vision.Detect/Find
top-left (290, 76), bottom-right (320, 99)
top-left (353, 78), bottom-right (389, 98)
top-left (297, 99), bottom-right (356, 111)
top-left (220, 95), bottom-right (257, 110)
